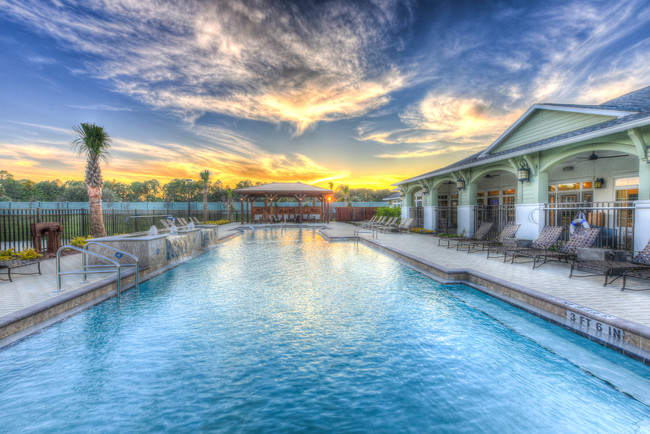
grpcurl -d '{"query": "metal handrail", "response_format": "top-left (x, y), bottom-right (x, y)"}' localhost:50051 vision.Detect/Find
top-left (56, 244), bottom-right (138, 302)
top-left (83, 241), bottom-right (139, 296)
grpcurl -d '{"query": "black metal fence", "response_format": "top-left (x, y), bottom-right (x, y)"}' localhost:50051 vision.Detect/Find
top-left (407, 206), bottom-right (424, 228)
top-left (435, 206), bottom-right (457, 234)
top-left (543, 201), bottom-right (635, 252)
top-left (0, 208), bottom-right (237, 251)
top-left (473, 204), bottom-right (516, 239)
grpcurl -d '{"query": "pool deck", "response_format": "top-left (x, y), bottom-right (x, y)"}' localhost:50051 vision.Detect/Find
top-left (1, 222), bottom-right (649, 361)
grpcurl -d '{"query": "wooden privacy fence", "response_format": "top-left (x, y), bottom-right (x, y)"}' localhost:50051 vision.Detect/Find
top-left (335, 207), bottom-right (377, 222)
top-left (0, 208), bottom-right (236, 251)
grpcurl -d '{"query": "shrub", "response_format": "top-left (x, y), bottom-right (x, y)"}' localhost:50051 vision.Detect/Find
top-left (70, 236), bottom-right (92, 247)
top-left (0, 247), bottom-right (43, 261)
top-left (205, 220), bottom-right (230, 225)
top-left (410, 227), bottom-right (435, 235)
top-left (375, 206), bottom-right (401, 218)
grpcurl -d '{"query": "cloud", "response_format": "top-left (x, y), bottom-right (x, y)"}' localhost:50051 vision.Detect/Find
top-left (357, 92), bottom-right (517, 154)
top-left (68, 104), bottom-right (134, 112)
top-left (1, 0), bottom-right (411, 134)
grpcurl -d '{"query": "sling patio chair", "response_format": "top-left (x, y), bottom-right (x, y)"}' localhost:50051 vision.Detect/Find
top-left (360, 215), bottom-right (378, 228)
top-left (396, 217), bottom-right (414, 233)
top-left (526, 227), bottom-right (600, 269)
top-left (376, 216), bottom-right (397, 232)
top-left (621, 267), bottom-right (650, 291)
top-left (378, 217), bottom-right (402, 233)
top-left (463, 223), bottom-right (520, 254)
top-left (569, 238), bottom-right (650, 286)
top-left (438, 222), bottom-right (493, 249)
top-left (488, 226), bottom-right (563, 262)
top-left (190, 216), bottom-right (202, 225)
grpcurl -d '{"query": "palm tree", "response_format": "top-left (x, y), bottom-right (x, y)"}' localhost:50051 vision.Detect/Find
top-left (328, 181), bottom-right (334, 191)
top-left (337, 184), bottom-right (350, 206)
top-left (72, 123), bottom-right (111, 238)
top-left (199, 169), bottom-right (212, 222)
top-left (226, 187), bottom-right (234, 221)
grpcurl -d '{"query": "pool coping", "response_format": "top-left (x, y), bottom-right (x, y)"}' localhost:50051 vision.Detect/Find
top-left (325, 233), bottom-right (650, 365)
top-left (0, 229), bottom-right (242, 349)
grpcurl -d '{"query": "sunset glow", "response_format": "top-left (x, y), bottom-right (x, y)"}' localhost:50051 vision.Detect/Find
top-left (1, 0), bottom-right (649, 189)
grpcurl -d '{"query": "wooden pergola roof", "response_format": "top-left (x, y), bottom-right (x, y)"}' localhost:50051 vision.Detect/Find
top-left (235, 182), bottom-right (333, 197)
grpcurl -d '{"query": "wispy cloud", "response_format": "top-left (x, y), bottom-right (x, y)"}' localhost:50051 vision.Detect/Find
top-left (1, 0), bottom-right (412, 134)
top-left (68, 104), bottom-right (134, 112)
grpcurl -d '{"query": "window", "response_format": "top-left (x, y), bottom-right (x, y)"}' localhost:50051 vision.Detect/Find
top-left (615, 177), bottom-right (639, 187)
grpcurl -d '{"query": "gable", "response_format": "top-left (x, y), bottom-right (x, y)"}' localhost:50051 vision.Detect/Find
top-left (488, 109), bottom-right (616, 154)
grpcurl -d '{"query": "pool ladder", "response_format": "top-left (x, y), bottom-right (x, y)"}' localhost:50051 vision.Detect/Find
top-left (353, 224), bottom-right (377, 241)
top-left (56, 241), bottom-right (140, 302)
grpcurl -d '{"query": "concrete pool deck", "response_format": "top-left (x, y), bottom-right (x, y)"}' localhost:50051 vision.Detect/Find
top-left (1, 222), bottom-right (649, 361)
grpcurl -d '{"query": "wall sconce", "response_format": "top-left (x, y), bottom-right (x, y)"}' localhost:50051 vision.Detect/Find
top-left (456, 179), bottom-right (465, 190)
top-left (594, 178), bottom-right (604, 189)
top-left (399, 190), bottom-right (405, 198)
top-left (422, 186), bottom-right (429, 195)
top-left (517, 162), bottom-right (530, 183)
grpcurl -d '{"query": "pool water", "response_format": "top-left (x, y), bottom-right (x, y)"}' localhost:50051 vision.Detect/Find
top-left (1, 228), bottom-right (649, 432)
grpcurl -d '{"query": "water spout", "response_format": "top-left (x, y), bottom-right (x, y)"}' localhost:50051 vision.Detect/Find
top-left (188, 222), bottom-right (195, 229)
top-left (170, 225), bottom-right (178, 234)
top-left (149, 225), bottom-right (158, 236)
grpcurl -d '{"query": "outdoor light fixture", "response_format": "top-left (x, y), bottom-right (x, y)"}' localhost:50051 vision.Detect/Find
top-left (399, 190), bottom-right (405, 197)
top-left (422, 186), bottom-right (430, 195)
top-left (594, 178), bottom-right (604, 189)
top-left (456, 179), bottom-right (465, 190)
top-left (517, 162), bottom-right (530, 183)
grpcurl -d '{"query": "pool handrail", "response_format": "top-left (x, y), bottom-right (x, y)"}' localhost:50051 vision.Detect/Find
top-left (83, 241), bottom-right (140, 295)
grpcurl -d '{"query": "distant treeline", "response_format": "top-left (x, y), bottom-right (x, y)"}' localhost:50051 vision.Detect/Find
top-left (0, 170), bottom-right (392, 204)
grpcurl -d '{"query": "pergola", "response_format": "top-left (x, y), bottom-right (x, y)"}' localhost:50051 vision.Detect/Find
top-left (235, 182), bottom-right (334, 224)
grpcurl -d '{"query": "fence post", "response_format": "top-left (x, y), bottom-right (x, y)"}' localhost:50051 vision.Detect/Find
top-left (135, 209), bottom-right (139, 232)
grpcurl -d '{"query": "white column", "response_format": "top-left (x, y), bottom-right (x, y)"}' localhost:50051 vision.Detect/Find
top-left (401, 206), bottom-right (408, 222)
top-left (457, 205), bottom-right (474, 237)
top-left (515, 203), bottom-right (545, 241)
top-left (423, 206), bottom-right (434, 230)
top-left (634, 200), bottom-right (650, 252)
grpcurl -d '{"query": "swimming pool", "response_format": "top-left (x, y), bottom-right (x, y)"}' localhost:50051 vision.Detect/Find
top-left (1, 228), bottom-right (649, 432)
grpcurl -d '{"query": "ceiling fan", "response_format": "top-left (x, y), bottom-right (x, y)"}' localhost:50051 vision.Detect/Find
top-left (576, 151), bottom-right (627, 162)
top-left (484, 173), bottom-right (500, 179)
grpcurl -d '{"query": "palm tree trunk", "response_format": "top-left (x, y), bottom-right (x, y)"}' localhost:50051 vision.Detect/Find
top-left (88, 186), bottom-right (107, 237)
top-left (203, 185), bottom-right (208, 222)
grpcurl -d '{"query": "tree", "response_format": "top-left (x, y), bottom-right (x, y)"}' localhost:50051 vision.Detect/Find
top-left (225, 187), bottom-right (234, 221)
top-left (337, 184), bottom-right (350, 206)
top-left (72, 123), bottom-right (111, 237)
top-left (199, 169), bottom-right (212, 221)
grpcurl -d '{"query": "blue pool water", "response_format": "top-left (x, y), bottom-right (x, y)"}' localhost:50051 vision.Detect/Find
top-left (1, 228), bottom-right (650, 432)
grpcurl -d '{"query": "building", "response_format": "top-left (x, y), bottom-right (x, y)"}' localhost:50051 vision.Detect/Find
top-left (382, 190), bottom-right (402, 208)
top-left (394, 86), bottom-right (650, 252)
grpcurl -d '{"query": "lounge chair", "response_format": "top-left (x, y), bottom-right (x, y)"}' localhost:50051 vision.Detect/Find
top-left (489, 226), bottom-right (563, 262)
top-left (463, 224), bottom-right (520, 254)
top-left (190, 217), bottom-right (202, 225)
top-left (569, 239), bottom-right (650, 286)
top-left (621, 267), bottom-right (650, 291)
top-left (378, 217), bottom-right (401, 233)
top-left (527, 227), bottom-right (600, 269)
top-left (438, 222), bottom-right (493, 249)
top-left (376, 216), bottom-right (397, 232)
top-left (397, 217), bottom-right (414, 232)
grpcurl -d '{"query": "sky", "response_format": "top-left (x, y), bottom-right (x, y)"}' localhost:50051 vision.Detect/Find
top-left (1, 0), bottom-right (649, 190)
